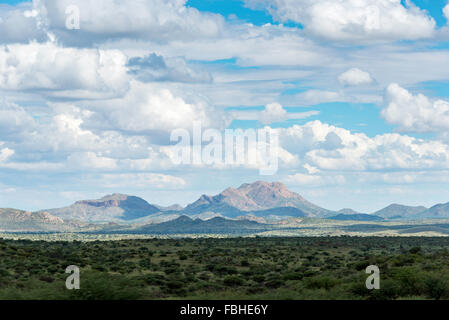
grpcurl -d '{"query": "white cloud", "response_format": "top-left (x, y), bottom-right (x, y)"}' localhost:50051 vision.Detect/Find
top-left (284, 173), bottom-right (323, 185)
top-left (33, 0), bottom-right (225, 45)
top-left (283, 89), bottom-right (380, 106)
top-left (277, 120), bottom-right (449, 172)
top-left (0, 3), bottom-right (44, 43)
top-left (357, 171), bottom-right (449, 185)
top-left (260, 102), bottom-right (287, 124)
top-left (245, 0), bottom-right (436, 42)
top-left (231, 102), bottom-right (319, 124)
top-left (67, 152), bottom-right (117, 170)
top-left (0, 101), bottom-right (35, 139)
top-left (0, 42), bottom-right (129, 98)
top-left (444, 3), bottom-right (449, 23)
top-left (87, 81), bottom-right (229, 142)
top-left (127, 53), bottom-right (212, 83)
top-left (338, 68), bottom-right (374, 86)
top-left (382, 83), bottom-right (449, 133)
top-left (283, 173), bottom-right (345, 186)
top-left (143, 23), bottom-right (333, 67)
top-left (296, 90), bottom-right (344, 105)
top-left (0, 102), bottom-right (162, 169)
top-left (97, 173), bottom-right (186, 189)
top-left (0, 147), bottom-right (14, 162)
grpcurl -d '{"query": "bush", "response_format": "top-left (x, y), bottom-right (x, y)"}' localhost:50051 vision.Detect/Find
top-left (368, 279), bottom-right (400, 300)
top-left (409, 247), bottom-right (422, 254)
top-left (304, 276), bottom-right (338, 290)
top-left (265, 278), bottom-right (283, 289)
top-left (391, 267), bottom-right (423, 296)
top-left (69, 272), bottom-right (144, 300)
top-left (283, 272), bottom-right (303, 281)
top-left (423, 276), bottom-right (449, 300)
top-left (223, 276), bottom-right (245, 287)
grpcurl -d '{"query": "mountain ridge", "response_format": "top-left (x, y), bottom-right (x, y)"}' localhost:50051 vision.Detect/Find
top-left (374, 204), bottom-right (428, 219)
top-left (45, 193), bottom-right (160, 223)
top-left (184, 181), bottom-right (333, 218)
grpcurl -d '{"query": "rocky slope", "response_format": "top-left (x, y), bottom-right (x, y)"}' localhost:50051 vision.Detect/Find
top-left (183, 181), bottom-right (333, 218)
top-left (45, 194), bottom-right (160, 222)
top-left (0, 208), bottom-right (66, 232)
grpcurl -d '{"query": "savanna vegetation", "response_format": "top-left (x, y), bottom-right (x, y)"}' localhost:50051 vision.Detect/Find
top-left (1, 236), bottom-right (449, 300)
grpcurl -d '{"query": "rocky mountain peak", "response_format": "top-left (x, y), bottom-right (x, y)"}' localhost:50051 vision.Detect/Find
top-left (184, 181), bottom-right (330, 217)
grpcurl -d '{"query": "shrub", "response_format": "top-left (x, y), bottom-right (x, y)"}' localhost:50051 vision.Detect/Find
top-left (223, 276), bottom-right (245, 287)
top-left (423, 276), bottom-right (449, 300)
top-left (69, 272), bottom-right (144, 300)
top-left (304, 276), bottom-right (338, 290)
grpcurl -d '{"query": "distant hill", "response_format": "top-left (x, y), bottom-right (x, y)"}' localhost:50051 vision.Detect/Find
top-left (128, 216), bottom-right (272, 235)
top-left (425, 202), bottom-right (449, 218)
top-left (0, 208), bottom-right (66, 232)
top-left (183, 181), bottom-right (333, 218)
top-left (338, 208), bottom-right (361, 215)
top-left (45, 194), bottom-right (160, 222)
top-left (374, 204), bottom-right (427, 219)
top-left (248, 207), bottom-right (307, 218)
top-left (329, 213), bottom-right (384, 222)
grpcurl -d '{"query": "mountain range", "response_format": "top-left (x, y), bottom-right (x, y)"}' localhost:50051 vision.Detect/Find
top-left (2, 181), bottom-right (449, 233)
top-left (39, 181), bottom-right (334, 223)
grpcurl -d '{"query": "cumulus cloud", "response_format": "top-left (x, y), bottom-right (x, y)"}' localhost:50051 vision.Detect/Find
top-left (0, 101), bottom-right (36, 139)
top-left (85, 81), bottom-right (228, 144)
top-left (260, 103), bottom-right (288, 124)
top-left (0, 102), bottom-right (159, 169)
top-left (277, 120), bottom-right (449, 172)
top-left (382, 83), bottom-right (449, 133)
top-left (245, 0), bottom-right (436, 42)
top-left (0, 42), bottom-right (129, 98)
top-left (127, 53), bottom-right (212, 83)
top-left (0, 3), bottom-right (45, 43)
top-left (33, 0), bottom-right (225, 45)
top-left (338, 68), bottom-right (374, 86)
top-left (0, 80), bottom-right (230, 173)
top-left (0, 147), bottom-right (14, 162)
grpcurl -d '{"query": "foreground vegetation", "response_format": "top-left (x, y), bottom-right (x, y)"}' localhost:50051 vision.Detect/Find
top-left (1, 237), bottom-right (449, 300)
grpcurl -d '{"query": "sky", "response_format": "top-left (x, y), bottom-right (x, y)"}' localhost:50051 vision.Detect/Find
top-left (1, 0), bottom-right (449, 213)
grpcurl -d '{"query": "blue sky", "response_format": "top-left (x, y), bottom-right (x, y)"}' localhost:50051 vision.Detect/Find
top-left (1, 0), bottom-right (449, 212)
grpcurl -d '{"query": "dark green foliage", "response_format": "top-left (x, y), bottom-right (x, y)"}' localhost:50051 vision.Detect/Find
top-left (423, 275), bottom-right (449, 300)
top-left (69, 271), bottom-right (145, 300)
top-left (223, 276), bottom-right (245, 286)
top-left (1, 237), bottom-right (449, 300)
